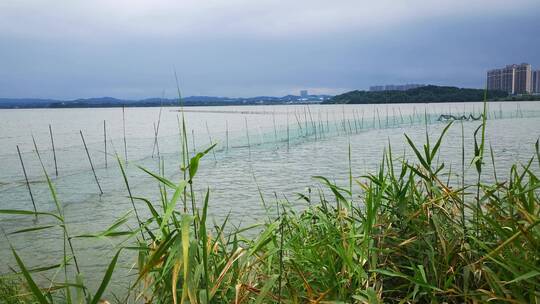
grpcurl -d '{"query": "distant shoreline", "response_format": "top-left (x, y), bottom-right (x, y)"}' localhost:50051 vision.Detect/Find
top-left (0, 95), bottom-right (330, 109)
top-left (2, 99), bottom-right (540, 110)
top-left (2, 85), bottom-right (540, 109)
top-left (0, 102), bottom-right (314, 110)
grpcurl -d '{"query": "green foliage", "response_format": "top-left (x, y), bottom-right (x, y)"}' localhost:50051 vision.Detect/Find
top-left (3, 114), bottom-right (540, 303)
top-left (0, 277), bottom-right (36, 304)
top-left (326, 85), bottom-right (509, 104)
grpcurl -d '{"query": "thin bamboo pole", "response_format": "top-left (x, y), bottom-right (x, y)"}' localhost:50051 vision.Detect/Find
top-left (17, 145), bottom-right (37, 214)
top-left (225, 120), bottom-right (229, 151)
top-left (326, 111), bottom-right (329, 132)
top-left (122, 105), bottom-right (128, 162)
top-left (48, 124), bottom-right (58, 176)
top-left (372, 109), bottom-right (376, 129)
top-left (294, 111), bottom-right (303, 136)
top-left (306, 105), bottom-right (316, 139)
top-left (273, 110), bottom-right (277, 143)
top-left (80, 130), bottom-right (103, 195)
top-left (103, 120), bottom-right (107, 168)
top-left (385, 106), bottom-right (389, 127)
top-left (205, 121), bottom-right (216, 161)
top-left (303, 107), bottom-right (308, 135)
top-left (286, 110), bottom-right (290, 151)
top-left (152, 122), bottom-right (160, 159)
top-left (192, 129), bottom-right (196, 155)
top-left (152, 104), bottom-right (163, 158)
top-left (353, 110), bottom-right (358, 133)
top-left (245, 117), bottom-right (251, 158)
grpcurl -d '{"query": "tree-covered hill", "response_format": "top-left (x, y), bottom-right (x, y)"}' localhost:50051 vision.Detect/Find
top-left (324, 85), bottom-right (508, 104)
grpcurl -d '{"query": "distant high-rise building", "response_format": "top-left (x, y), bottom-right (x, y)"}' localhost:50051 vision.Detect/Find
top-left (487, 68), bottom-right (503, 91)
top-left (533, 70), bottom-right (540, 94)
top-left (300, 90), bottom-right (308, 98)
top-left (501, 65), bottom-right (516, 94)
top-left (487, 63), bottom-right (532, 94)
top-left (515, 63), bottom-right (532, 94)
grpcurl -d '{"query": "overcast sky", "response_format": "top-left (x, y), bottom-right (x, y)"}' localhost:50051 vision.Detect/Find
top-left (1, 0), bottom-right (539, 99)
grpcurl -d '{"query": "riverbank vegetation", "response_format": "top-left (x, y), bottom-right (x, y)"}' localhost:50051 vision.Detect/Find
top-left (326, 85), bottom-right (509, 104)
top-left (1, 106), bottom-right (539, 303)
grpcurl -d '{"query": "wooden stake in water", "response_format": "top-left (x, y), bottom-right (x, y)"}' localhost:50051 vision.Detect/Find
top-left (353, 110), bottom-right (358, 133)
top-left (205, 121), bottom-right (217, 161)
top-left (48, 124), bottom-right (58, 176)
top-left (152, 122), bottom-right (160, 159)
top-left (225, 120), bottom-right (229, 151)
top-left (385, 106), bottom-right (389, 127)
top-left (245, 117), bottom-right (251, 158)
top-left (341, 106), bottom-right (347, 133)
top-left (326, 111), bottom-right (329, 132)
top-left (318, 110), bottom-right (322, 136)
top-left (257, 125), bottom-right (264, 146)
top-left (272, 110), bottom-right (278, 143)
top-left (80, 130), bottom-right (103, 195)
top-left (192, 129), bottom-right (196, 156)
top-left (103, 120), bottom-right (107, 168)
top-left (318, 110), bottom-right (324, 138)
top-left (17, 145), bottom-right (37, 214)
top-left (294, 111), bottom-right (303, 136)
top-left (306, 105), bottom-right (316, 138)
top-left (372, 109), bottom-right (376, 129)
top-left (151, 104), bottom-right (163, 158)
top-left (303, 107), bottom-right (309, 135)
top-left (122, 105), bottom-right (127, 162)
top-left (286, 111), bottom-right (290, 151)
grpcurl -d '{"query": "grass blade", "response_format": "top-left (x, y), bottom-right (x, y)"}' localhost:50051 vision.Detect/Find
top-left (90, 249), bottom-right (121, 304)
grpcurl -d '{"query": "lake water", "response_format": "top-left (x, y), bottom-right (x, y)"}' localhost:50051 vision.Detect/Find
top-left (1, 102), bottom-right (539, 294)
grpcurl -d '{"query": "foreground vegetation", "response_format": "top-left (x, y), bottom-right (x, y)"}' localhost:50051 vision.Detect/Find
top-left (326, 85), bottom-right (509, 104)
top-left (1, 108), bottom-right (539, 303)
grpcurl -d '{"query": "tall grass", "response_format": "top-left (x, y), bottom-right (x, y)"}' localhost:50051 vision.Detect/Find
top-left (1, 108), bottom-right (539, 303)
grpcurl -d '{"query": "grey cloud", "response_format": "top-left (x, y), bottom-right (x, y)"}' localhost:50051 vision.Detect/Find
top-left (1, 0), bottom-right (539, 99)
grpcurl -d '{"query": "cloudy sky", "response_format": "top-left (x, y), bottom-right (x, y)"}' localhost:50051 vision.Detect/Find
top-left (1, 0), bottom-right (539, 99)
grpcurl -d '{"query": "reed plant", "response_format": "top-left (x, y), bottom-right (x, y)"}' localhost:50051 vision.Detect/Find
top-left (1, 105), bottom-right (539, 303)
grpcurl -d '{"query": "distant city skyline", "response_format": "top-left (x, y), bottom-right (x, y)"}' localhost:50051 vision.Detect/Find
top-left (1, 0), bottom-right (539, 99)
top-left (487, 63), bottom-right (538, 94)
